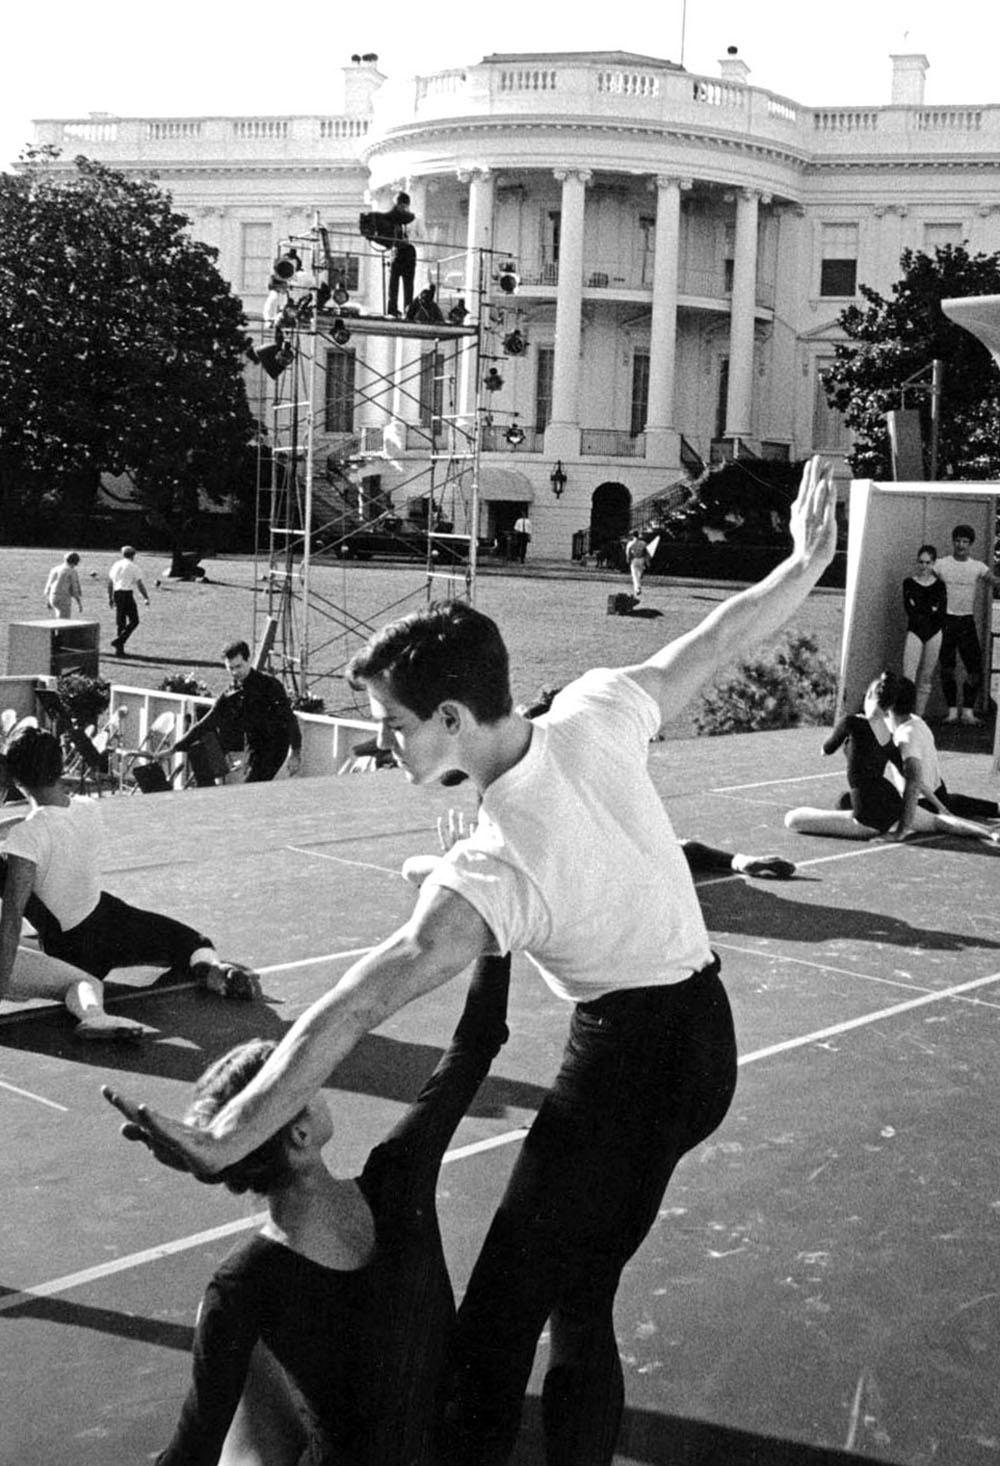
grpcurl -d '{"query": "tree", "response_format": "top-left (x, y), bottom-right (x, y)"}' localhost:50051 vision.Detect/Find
top-left (822, 244), bottom-right (1000, 480)
top-left (0, 151), bottom-right (257, 565)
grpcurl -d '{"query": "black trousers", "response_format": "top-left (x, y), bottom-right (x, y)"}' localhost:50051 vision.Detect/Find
top-left (939, 615), bottom-right (982, 706)
top-left (112, 590), bottom-right (140, 647)
top-left (40, 891), bottom-right (212, 980)
top-left (441, 959), bottom-right (737, 1466)
top-left (388, 242), bottom-right (416, 313)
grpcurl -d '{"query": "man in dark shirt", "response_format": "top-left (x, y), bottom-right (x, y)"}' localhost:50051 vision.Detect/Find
top-left (171, 640), bottom-right (302, 783)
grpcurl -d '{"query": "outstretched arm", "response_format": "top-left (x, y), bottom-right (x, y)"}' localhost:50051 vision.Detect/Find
top-left (625, 456), bottom-right (837, 726)
top-left (104, 883), bottom-right (495, 1177)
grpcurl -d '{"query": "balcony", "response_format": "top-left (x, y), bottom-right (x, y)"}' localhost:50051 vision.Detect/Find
top-left (507, 260), bottom-right (774, 311)
top-left (31, 113), bottom-right (371, 164)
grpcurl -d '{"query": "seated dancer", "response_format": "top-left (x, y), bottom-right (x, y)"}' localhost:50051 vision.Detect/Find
top-left (885, 673), bottom-right (999, 825)
top-left (785, 673), bottom-right (999, 844)
top-left (140, 954), bottom-right (509, 1466)
top-left (0, 728), bottom-right (261, 1030)
top-left (0, 894), bottom-right (147, 1043)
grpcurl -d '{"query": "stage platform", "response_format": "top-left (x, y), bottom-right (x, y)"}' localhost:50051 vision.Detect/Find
top-left (1, 727), bottom-right (998, 1465)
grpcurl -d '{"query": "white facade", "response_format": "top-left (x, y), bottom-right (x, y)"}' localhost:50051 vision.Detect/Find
top-left (32, 48), bottom-right (1000, 558)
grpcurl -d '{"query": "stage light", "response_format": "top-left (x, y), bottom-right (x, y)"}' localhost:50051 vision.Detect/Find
top-left (484, 367), bottom-right (504, 392)
top-left (332, 277), bottom-right (351, 306)
top-left (497, 263), bottom-right (520, 294)
top-left (331, 319), bottom-right (352, 346)
top-left (448, 298), bottom-right (469, 324)
top-left (503, 329), bottom-right (527, 356)
top-left (255, 342), bottom-right (294, 380)
top-left (505, 423), bottom-right (525, 446)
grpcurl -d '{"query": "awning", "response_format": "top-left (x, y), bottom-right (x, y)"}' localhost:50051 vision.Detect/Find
top-left (476, 467), bottom-right (534, 503)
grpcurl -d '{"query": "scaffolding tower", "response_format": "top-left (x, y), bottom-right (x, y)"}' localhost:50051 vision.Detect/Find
top-left (250, 224), bottom-right (512, 716)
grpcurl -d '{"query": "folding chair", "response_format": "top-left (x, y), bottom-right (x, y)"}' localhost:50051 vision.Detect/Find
top-left (116, 712), bottom-right (179, 793)
top-left (34, 687), bottom-right (120, 796)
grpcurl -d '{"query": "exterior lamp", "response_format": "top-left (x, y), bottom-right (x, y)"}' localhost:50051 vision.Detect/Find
top-left (549, 460), bottom-right (567, 498)
top-left (505, 423), bottom-right (526, 447)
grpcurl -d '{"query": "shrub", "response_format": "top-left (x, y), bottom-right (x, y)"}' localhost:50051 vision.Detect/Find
top-left (696, 634), bottom-right (837, 737)
top-left (158, 672), bottom-right (212, 697)
top-left (56, 672), bottom-right (110, 728)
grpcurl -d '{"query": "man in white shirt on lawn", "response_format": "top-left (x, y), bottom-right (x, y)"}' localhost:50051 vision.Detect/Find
top-left (107, 545), bottom-right (150, 657)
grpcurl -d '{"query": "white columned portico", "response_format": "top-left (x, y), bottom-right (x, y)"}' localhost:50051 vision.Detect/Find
top-left (456, 168), bottom-right (493, 428)
top-left (546, 168), bottom-right (591, 460)
top-left (644, 175), bottom-right (689, 463)
top-left (724, 188), bottom-right (760, 446)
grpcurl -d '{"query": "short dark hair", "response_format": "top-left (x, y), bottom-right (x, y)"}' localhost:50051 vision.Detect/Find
top-left (952, 524), bottom-right (976, 543)
top-left (917, 544), bottom-right (936, 561)
top-left (872, 670), bottom-right (916, 718)
top-left (223, 640), bottom-right (251, 662)
top-left (2, 727), bottom-right (64, 791)
top-left (66, 551), bottom-right (80, 566)
top-left (186, 1040), bottom-right (300, 1196)
top-left (347, 601), bottom-right (513, 723)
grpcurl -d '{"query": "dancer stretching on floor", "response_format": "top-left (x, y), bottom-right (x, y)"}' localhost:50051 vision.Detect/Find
top-left (784, 673), bottom-right (999, 845)
top-left (0, 727), bottom-right (261, 1043)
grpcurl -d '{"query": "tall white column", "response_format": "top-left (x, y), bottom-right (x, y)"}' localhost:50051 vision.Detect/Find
top-left (644, 175), bottom-right (689, 463)
top-left (457, 168), bottom-right (493, 431)
top-left (546, 168), bottom-right (591, 459)
top-left (724, 188), bottom-right (759, 444)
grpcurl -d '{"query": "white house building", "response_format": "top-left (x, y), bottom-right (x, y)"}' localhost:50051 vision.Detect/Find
top-left (31, 47), bottom-right (1000, 559)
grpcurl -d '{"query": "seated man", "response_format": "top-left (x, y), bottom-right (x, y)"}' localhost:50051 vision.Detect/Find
top-left (885, 673), bottom-right (999, 831)
top-left (169, 640), bottom-right (302, 785)
top-left (0, 728), bottom-right (261, 1016)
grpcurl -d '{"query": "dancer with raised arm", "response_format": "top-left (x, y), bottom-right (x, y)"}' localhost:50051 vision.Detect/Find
top-left (107, 457), bottom-right (838, 1466)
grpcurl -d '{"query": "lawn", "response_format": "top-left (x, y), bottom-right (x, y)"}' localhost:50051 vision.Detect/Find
top-left (1, 547), bottom-right (845, 742)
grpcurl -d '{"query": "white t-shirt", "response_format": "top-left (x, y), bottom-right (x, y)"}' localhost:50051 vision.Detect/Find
top-left (935, 555), bottom-right (989, 618)
top-left (4, 798), bottom-right (104, 930)
top-left (891, 715), bottom-right (942, 795)
top-left (426, 669), bottom-right (713, 1003)
top-left (109, 558), bottom-right (143, 594)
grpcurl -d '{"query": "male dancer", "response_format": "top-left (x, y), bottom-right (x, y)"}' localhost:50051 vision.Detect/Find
top-left (935, 523), bottom-right (996, 724)
top-left (106, 457), bottom-right (836, 1466)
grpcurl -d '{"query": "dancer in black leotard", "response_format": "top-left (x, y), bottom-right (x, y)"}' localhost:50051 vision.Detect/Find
top-left (154, 955), bottom-right (509, 1466)
top-left (785, 673), bottom-right (998, 842)
top-left (901, 544), bottom-right (947, 716)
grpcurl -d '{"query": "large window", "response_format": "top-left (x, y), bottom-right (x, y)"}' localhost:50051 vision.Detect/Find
top-left (240, 223), bottom-right (273, 294)
top-left (923, 222), bottom-right (963, 251)
top-left (325, 349), bottom-right (356, 433)
top-left (534, 347), bottom-right (554, 432)
top-left (630, 352), bottom-right (650, 437)
top-left (812, 358), bottom-right (851, 451)
top-left (820, 223), bottom-right (859, 298)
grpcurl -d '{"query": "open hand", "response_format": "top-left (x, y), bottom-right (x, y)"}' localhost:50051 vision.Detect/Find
top-left (788, 455), bottom-right (838, 571)
top-left (101, 1085), bottom-right (227, 1182)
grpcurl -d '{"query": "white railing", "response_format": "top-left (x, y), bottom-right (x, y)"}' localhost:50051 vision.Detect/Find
top-left (147, 120), bottom-right (203, 140)
top-left (597, 70), bottom-right (659, 98)
top-left (813, 109), bottom-right (880, 132)
top-left (499, 68), bottom-right (558, 93)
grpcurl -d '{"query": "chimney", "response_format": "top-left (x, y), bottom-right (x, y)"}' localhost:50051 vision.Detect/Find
top-left (718, 45), bottom-right (750, 84)
top-left (890, 53), bottom-right (929, 105)
top-left (343, 54), bottom-right (385, 114)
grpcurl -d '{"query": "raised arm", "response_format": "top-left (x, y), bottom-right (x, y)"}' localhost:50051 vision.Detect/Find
top-left (626, 456), bottom-right (837, 726)
top-left (104, 883), bottom-right (495, 1177)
